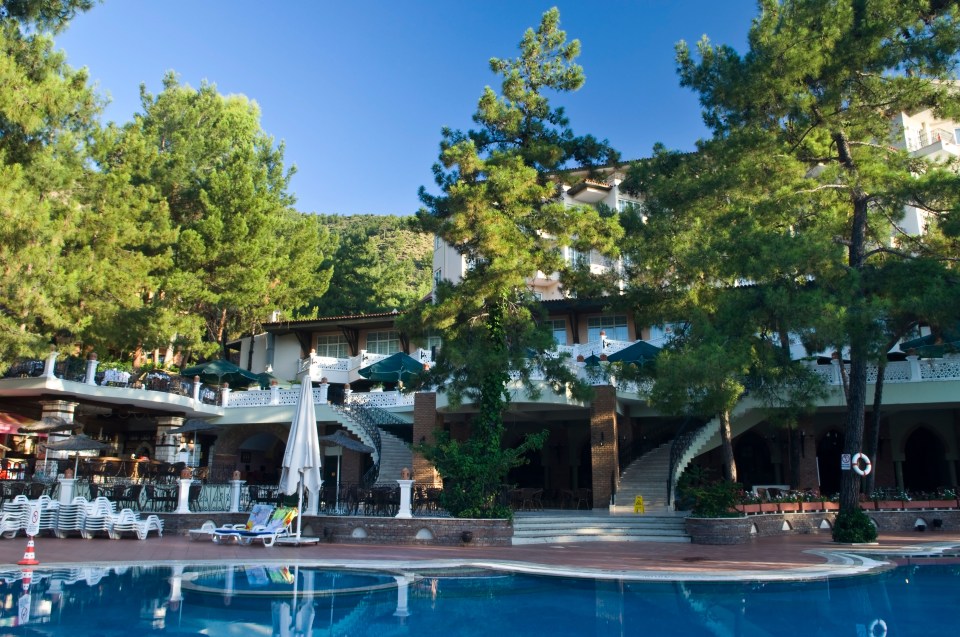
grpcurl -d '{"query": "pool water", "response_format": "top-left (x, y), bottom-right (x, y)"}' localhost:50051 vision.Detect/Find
top-left (0, 562), bottom-right (957, 636)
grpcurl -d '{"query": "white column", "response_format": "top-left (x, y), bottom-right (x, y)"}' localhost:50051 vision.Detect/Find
top-left (270, 381), bottom-right (280, 405)
top-left (229, 479), bottom-right (243, 513)
top-left (43, 348), bottom-right (58, 378)
top-left (84, 354), bottom-right (99, 385)
top-left (220, 383), bottom-right (231, 407)
top-left (393, 574), bottom-right (412, 618)
top-left (176, 478), bottom-right (192, 514)
top-left (306, 482), bottom-right (320, 516)
top-left (192, 376), bottom-right (201, 402)
top-left (318, 380), bottom-right (329, 403)
top-left (344, 385), bottom-right (353, 404)
top-left (395, 479), bottom-right (414, 519)
top-left (907, 354), bottom-right (922, 381)
top-left (58, 478), bottom-right (76, 504)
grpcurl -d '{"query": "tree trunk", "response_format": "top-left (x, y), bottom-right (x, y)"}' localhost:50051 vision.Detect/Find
top-left (719, 409), bottom-right (737, 482)
top-left (789, 425), bottom-right (801, 488)
top-left (864, 360), bottom-right (886, 495)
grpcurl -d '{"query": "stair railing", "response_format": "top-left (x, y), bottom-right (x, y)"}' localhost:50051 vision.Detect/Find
top-left (666, 416), bottom-right (707, 507)
top-left (329, 403), bottom-right (383, 487)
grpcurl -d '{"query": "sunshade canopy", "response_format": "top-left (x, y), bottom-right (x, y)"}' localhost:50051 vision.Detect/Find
top-left (168, 418), bottom-right (219, 435)
top-left (357, 352), bottom-right (423, 384)
top-left (317, 429), bottom-right (374, 454)
top-left (44, 434), bottom-right (111, 452)
top-left (180, 359), bottom-right (261, 387)
top-left (605, 341), bottom-right (661, 364)
top-left (18, 416), bottom-right (79, 435)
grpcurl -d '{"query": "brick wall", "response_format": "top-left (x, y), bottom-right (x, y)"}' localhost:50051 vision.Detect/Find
top-left (590, 386), bottom-right (618, 508)
top-left (412, 393), bottom-right (442, 486)
top-left (163, 512), bottom-right (512, 546)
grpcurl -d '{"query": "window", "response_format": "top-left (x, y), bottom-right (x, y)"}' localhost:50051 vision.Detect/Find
top-left (316, 334), bottom-right (348, 358)
top-left (434, 269), bottom-right (442, 287)
top-left (426, 333), bottom-right (442, 357)
top-left (366, 330), bottom-right (401, 355)
top-left (617, 198), bottom-right (642, 213)
top-left (588, 315), bottom-right (628, 341)
top-left (545, 319), bottom-right (567, 346)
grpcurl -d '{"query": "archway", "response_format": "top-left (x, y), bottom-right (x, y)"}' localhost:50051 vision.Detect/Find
top-left (733, 431), bottom-right (775, 487)
top-left (903, 427), bottom-right (948, 492)
top-left (817, 430), bottom-right (844, 496)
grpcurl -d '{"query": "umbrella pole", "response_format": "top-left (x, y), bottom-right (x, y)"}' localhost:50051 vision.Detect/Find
top-left (296, 478), bottom-right (304, 539)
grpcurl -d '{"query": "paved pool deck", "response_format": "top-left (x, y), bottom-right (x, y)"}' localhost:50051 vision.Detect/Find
top-left (3, 530), bottom-right (959, 581)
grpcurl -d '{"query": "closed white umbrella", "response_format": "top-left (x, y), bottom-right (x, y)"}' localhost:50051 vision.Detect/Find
top-left (278, 376), bottom-right (322, 543)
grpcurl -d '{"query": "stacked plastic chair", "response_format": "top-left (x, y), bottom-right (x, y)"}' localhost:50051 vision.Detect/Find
top-left (109, 508), bottom-right (163, 540)
top-left (55, 496), bottom-right (91, 538)
top-left (0, 494), bottom-right (59, 538)
top-left (80, 497), bottom-right (118, 539)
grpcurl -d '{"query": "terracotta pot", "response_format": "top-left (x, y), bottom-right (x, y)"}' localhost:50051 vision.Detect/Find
top-left (822, 501), bottom-right (840, 511)
top-left (929, 499), bottom-right (958, 509)
top-left (777, 502), bottom-right (800, 513)
top-left (759, 503), bottom-right (778, 513)
top-left (739, 503), bottom-right (761, 514)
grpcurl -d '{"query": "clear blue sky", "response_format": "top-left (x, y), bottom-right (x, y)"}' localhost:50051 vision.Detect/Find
top-left (55, 1), bottom-right (757, 216)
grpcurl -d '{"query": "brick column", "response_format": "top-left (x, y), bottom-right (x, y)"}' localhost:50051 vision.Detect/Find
top-left (590, 386), bottom-right (619, 509)
top-left (412, 392), bottom-right (442, 487)
top-left (797, 422), bottom-right (819, 492)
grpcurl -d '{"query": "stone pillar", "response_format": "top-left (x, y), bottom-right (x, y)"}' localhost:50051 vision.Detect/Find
top-left (393, 574), bottom-right (413, 618)
top-left (395, 479), bottom-right (414, 519)
top-left (155, 415), bottom-right (185, 465)
top-left (176, 476), bottom-right (192, 514)
top-left (229, 479), bottom-right (243, 513)
top-left (318, 379), bottom-right (329, 403)
top-left (344, 385), bottom-right (353, 404)
top-left (220, 383), bottom-right (231, 408)
top-left (40, 400), bottom-right (78, 470)
top-left (590, 385), bottom-right (618, 509)
top-left (306, 483), bottom-right (320, 516)
top-left (84, 353), bottom-right (99, 385)
top-left (58, 477), bottom-right (76, 504)
top-left (270, 381), bottom-right (280, 405)
top-left (412, 392), bottom-right (442, 487)
top-left (192, 376), bottom-right (201, 402)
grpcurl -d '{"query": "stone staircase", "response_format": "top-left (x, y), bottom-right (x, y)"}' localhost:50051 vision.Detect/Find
top-left (512, 511), bottom-right (689, 544)
top-left (612, 443), bottom-right (672, 513)
top-left (374, 429), bottom-right (412, 486)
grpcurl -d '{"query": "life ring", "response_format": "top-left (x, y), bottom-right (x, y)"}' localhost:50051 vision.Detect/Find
top-left (852, 452), bottom-right (872, 476)
top-left (869, 618), bottom-right (887, 637)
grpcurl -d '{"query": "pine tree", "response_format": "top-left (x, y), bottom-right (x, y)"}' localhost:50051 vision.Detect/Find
top-left (409, 8), bottom-right (622, 516)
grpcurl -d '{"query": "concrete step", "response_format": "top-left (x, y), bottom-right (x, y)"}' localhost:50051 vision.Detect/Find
top-left (512, 512), bottom-right (690, 544)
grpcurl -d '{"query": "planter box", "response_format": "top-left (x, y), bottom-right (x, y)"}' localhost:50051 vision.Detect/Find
top-left (929, 499), bottom-right (958, 509)
top-left (777, 502), bottom-right (800, 513)
top-left (739, 503), bottom-right (761, 514)
top-left (821, 501), bottom-right (840, 511)
top-left (902, 500), bottom-right (931, 510)
top-left (686, 517), bottom-right (755, 545)
top-left (758, 503), bottom-right (779, 513)
top-left (873, 500), bottom-right (902, 510)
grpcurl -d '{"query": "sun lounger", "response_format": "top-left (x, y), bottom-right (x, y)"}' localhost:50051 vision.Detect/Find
top-left (108, 508), bottom-right (163, 540)
top-left (211, 504), bottom-right (274, 544)
top-left (213, 505), bottom-right (297, 547)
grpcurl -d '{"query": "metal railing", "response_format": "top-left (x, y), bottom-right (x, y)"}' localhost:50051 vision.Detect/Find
top-left (329, 403), bottom-right (383, 487)
top-left (666, 416), bottom-right (707, 507)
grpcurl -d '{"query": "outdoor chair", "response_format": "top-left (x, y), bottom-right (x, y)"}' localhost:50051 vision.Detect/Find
top-left (212, 504), bottom-right (274, 544)
top-left (572, 488), bottom-right (592, 510)
top-left (108, 508), bottom-right (163, 540)
top-left (187, 484), bottom-right (203, 511)
top-left (145, 484), bottom-right (176, 511)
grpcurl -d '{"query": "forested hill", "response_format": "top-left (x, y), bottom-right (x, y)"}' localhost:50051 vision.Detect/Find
top-left (303, 215), bottom-right (434, 319)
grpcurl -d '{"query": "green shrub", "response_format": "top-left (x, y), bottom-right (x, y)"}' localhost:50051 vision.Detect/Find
top-left (831, 508), bottom-right (878, 543)
top-left (689, 480), bottom-right (742, 518)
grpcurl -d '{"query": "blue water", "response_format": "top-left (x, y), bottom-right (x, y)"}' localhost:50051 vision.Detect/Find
top-left (0, 562), bottom-right (957, 636)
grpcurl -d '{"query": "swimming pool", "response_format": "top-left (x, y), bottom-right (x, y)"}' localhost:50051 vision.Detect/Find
top-left (0, 562), bottom-right (956, 636)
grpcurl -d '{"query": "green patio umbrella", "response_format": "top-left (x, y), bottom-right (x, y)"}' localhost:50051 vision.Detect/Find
top-left (180, 359), bottom-right (261, 387)
top-left (605, 340), bottom-right (661, 365)
top-left (357, 352), bottom-right (424, 385)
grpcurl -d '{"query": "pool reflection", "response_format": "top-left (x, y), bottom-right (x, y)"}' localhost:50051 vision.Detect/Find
top-left (0, 563), bottom-right (955, 636)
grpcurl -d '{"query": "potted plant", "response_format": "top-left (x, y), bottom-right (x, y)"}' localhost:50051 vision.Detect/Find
top-left (737, 490), bottom-right (762, 514)
top-left (930, 488), bottom-right (958, 509)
